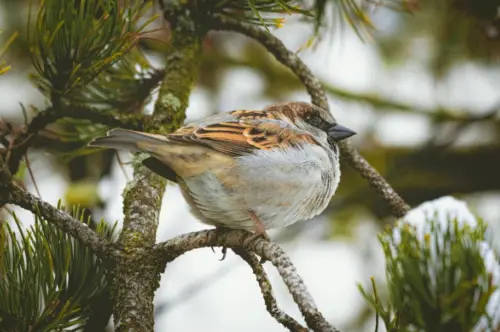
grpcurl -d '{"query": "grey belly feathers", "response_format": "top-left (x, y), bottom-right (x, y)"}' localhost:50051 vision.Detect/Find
top-left (182, 143), bottom-right (340, 230)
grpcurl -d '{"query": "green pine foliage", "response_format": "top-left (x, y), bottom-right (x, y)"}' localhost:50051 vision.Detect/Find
top-left (50, 47), bottom-right (165, 158)
top-left (66, 47), bottom-right (164, 113)
top-left (212, 0), bottom-right (311, 28)
top-left (360, 216), bottom-right (498, 332)
top-left (0, 31), bottom-right (17, 75)
top-left (0, 203), bottom-right (116, 332)
top-left (26, 0), bottom-right (161, 157)
top-left (198, 0), bottom-right (403, 37)
top-left (28, 0), bottom-right (154, 104)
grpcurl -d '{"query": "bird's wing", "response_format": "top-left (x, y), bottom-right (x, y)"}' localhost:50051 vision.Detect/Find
top-left (166, 111), bottom-right (319, 157)
top-left (88, 110), bottom-right (322, 179)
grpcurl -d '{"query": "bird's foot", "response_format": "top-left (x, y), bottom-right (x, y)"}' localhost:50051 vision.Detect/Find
top-left (248, 211), bottom-right (271, 264)
top-left (218, 246), bottom-right (228, 261)
top-left (247, 210), bottom-right (270, 242)
top-left (246, 227), bottom-right (271, 243)
top-left (211, 226), bottom-right (230, 261)
top-left (247, 229), bottom-right (270, 265)
top-left (211, 244), bottom-right (229, 261)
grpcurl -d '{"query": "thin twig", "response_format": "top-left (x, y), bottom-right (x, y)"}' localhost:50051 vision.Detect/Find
top-left (207, 16), bottom-right (328, 111)
top-left (233, 248), bottom-right (309, 332)
top-left (208, 15), bottom-right (411, 218)
top-left (340, 143), bottom-right (410, 218)
top-left (5, 105), bottom-right (147, 175)
top-left (154, 229), bottom-right (338, 332)
top-left (0, 157), bottom-right (117, 260)
top-left (8, 186), bottom-right (117, 259)
top-left (24, 153), bottom-right (41, 198)
top-left (371, 277), bottom-right (379, 332)
top-left (115, 152), bottom-right (131, 182)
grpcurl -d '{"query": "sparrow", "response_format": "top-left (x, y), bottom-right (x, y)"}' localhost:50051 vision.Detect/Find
top-left (89, 101), bottom-right (355, 241)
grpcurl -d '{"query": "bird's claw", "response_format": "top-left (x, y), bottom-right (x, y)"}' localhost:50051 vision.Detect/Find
top-left (218, 247), bottom-right (228, 261)
top-left (210, 246), bottom-right (228, 260)
top-left (247, 210), bottom-right (270, 243)
top-left (211, 226), bottom-right (230, 260)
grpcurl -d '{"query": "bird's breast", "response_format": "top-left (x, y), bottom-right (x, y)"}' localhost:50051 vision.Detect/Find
top-left (180, 143), bottom-right (341, 230)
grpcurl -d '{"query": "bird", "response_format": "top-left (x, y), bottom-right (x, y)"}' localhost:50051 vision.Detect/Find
top-left (88, 101), bottom-right (356, 242)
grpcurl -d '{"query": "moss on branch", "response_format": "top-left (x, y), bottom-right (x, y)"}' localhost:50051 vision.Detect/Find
top-left (112, 5), bottom-right (203, 332)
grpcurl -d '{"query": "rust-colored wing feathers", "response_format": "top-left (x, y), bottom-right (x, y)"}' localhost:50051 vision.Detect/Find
top-left (89, 109), bottom-right (320, 161)
top-left (88, 108), bottom-right (322, 180)
top-left (167, 117), bottom-right (318, 157)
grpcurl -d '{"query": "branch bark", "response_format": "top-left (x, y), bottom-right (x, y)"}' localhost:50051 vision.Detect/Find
top-left (206, 16), bottom-right (328, 112)
top-left (233, 249), bottom-right (309, 332)
top-left (207, 15), bottom-right (411, 218)
top-left (153, 229), bottom-right (338, 332)
top-left (111, 3), bottom-right (203, 331)
top-left (4, 105), bottom-right (146, 175)
top-left (0, 159), bottom-right (116, 260)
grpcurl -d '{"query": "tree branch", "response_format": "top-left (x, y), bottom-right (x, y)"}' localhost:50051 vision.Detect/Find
top-left (340, 143), bottom-right (411, 218)
top-left (206, 16), bottom-right (328, 112)
top-left (233, 248), bottom-right (309, 332)
top-left (4, 105), bottom-right (146, 175)
top-left (111, 3), bottom-right (204, 331)
top-left (207, 15), bottom-right (411, 218)
top-left (0, 158), bottom-right (117, 260)
top-left (153, 229), bottom-right (338, 332)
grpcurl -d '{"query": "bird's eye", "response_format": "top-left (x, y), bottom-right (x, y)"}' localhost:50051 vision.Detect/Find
top-left (306, 115), bottom-right (330, 131)
top-left (306, 115), bottom-right (322, 127)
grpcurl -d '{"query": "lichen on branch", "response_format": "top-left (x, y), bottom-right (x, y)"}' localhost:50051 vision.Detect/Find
top-left (111, 3), bottom-right (204, 332)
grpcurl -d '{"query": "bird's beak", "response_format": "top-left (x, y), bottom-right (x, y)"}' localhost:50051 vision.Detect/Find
top-left (327, 124), bottom-right (356, 141)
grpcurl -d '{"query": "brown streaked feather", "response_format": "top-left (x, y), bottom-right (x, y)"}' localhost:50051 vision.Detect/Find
top-left (229, 105), bottom-right (318, 126)
top-left (167, 119), bottom-right (319, 157)
top-left (229, 109), bottom-right (274, 120)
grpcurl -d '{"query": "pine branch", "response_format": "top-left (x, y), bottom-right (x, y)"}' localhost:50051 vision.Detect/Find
top-left (359, 214), bottom-right (497, 331)
top-left (341, 145), bottom-right (410, 218)
top-left (4, 105), bottom-right (147, 175)
top-left (207, 14), bottom-right (411, 218)
top-left (233, 249), bottom-right (309, 332)
top-left (153, 229), bottom-right (338, 332)
top-left (0, 205), bottom-right (114, 331)
top-left (29, 0), bottom-right (149, 102)
top-left (204, 0), bottom-right (311, 29)
top-left (0, 159), bottom-right (117, 260)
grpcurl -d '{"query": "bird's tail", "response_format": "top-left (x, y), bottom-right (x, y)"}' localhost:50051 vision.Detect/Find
top-left (88, 128), bottom-right (167, 153)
